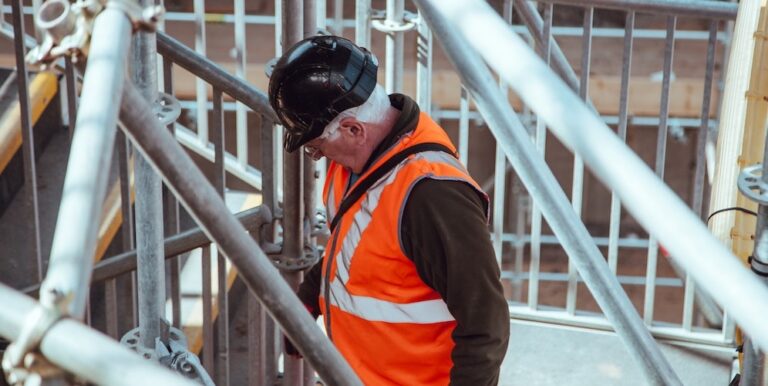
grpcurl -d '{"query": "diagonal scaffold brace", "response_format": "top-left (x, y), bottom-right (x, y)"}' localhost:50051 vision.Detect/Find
top-left (117, 77), bottom-right (363, 386)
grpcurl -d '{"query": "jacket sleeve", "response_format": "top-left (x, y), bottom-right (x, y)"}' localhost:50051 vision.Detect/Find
top-left (297, 258), bottom-right (323, 318)
top-left (401, 178), bottom-right (510, 386)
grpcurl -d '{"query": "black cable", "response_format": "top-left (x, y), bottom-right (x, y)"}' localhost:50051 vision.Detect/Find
top-left (706, 207), bottom-right (757, 224)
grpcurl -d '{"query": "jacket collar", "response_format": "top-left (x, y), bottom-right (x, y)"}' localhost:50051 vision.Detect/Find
top-left (359, 93), bottom-right (421, 173)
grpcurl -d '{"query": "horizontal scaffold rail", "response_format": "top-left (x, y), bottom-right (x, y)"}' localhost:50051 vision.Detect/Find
top-left (547, 0), bottom-right (737, 19)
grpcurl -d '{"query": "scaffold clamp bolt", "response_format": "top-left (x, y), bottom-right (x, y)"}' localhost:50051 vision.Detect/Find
top-left (1, 301), bottom-right (66, 386)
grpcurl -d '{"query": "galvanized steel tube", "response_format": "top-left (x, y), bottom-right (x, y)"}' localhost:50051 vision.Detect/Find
top-left (415, 0), bottom-right (682, 384)
top-left (513, 0), bottom-right (579, 93)
top-left (39, 6), bottom-right (132, 319)
top-left (547, 0), bottom-right (736, 19)
top-left (162, 59), bottom-right (183, 330)
top-left (131, 0), bottom-right (166, 350)
top-left (156, 32), bottom-right (278, 121)
top-left (425, 0), bottom-right (768, 355)
top-left (118, 81), bottom-right (361, 385)
top-left (211, 88), bottom-right (230, 385)
top-left (0, 284), bottom-right (198, 386)
top-left (12, 0), bottom-right (42, 282)
top-left (416, 8), bottom-right (432, 116)
top-left (89, 207), bottom-right (271, 283)
top-left (384, 0), bottom-right (404, 93)
top-left (193, 0), bottom-right (208, 143)
top-left (282, 1), bottom-right (305, 384)
top-left (234, 0), bottom-right (248, 167)
top-left (607, 11), bottom-right (634, 275)
top-left (332, 0), bottom-right (343, 36)
top-left (355, 0), bottom-right (371, 48)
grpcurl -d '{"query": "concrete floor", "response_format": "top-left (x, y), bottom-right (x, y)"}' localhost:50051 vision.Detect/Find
top-left (225, 295), bottom-right (734, 386)
top-left (0, 128), bottom-right (69, 289)
top-left (500, 320), bottom-right (734, 386)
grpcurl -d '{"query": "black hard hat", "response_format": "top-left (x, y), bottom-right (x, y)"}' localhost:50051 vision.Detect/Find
top-left (268, 35), bottom-right (378, 152)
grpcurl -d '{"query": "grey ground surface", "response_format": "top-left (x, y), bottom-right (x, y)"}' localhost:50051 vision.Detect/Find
top-left (227, 296), bottom-right (734, 386)
top-left (500, 319), bottom-right (734, 386)
top-left (0, 129), bottom-right (69, 289)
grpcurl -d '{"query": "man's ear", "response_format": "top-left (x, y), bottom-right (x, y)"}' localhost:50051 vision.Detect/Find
top-left (340, 117), bottom-right (366, 144)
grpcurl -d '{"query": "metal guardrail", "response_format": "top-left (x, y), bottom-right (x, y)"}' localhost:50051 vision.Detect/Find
top-left (420, 0), bottom-right (768, 357)
top-left (472, 0), bottom-right (730, 347)
top-left (417, 0), bottom-right (682, 384)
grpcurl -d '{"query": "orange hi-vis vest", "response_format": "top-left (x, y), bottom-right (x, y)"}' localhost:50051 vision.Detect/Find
top-left (319, 112), bottom-right (489, 385)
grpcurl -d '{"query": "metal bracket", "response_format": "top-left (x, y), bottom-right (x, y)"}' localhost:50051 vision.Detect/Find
top-left (371, 9), bottom-right (419, 33)
top-left (157, 340), bottom-right (214, 386)
top-left (121, 327), bottom-right (213, 386)
top-left (119, 323), bottom-right (181, 361)
top-left (105, 0), bottom-right (164, 33)
top-left (153, 93), bottom-right (182, 126)
top-left (270, 243), bottom-right (320, 271)
top-left (738, 164), bottom-right (768, 205)
top-left (26, 0), bottom-right (164, 67)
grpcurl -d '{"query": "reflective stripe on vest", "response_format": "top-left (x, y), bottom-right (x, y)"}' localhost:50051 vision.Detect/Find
top-left (323, 150), bottom-right (470, 324)
top-left (328, 279), bottom-right (454, 323)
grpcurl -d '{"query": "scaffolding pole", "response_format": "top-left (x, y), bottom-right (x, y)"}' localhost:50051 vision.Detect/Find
top-left (302, 3), bottom-right (319, 384)
top-left (422, 0), bottom-right (768, 356)
top-left (415, 0), bottom-right (682, 384)
top-left (281, 0), bottom-right (305, 384)
top-left (156, 32), bottom-right (277, 121)
top-left (547, 0), bottom-right (736, 19)
top-left (117, 81), bottom-right (362, 386)
top-left (131, 0), bottom-right (167, 352)
top-left (38, 5), bottom-right (132, 319)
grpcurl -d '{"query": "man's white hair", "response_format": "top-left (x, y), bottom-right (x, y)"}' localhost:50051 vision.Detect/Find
top-left (323, 85), bottom-right (390, 135)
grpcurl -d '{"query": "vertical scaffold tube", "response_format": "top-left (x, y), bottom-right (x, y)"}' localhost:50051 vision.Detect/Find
top-left (131, 0), bottom-right (167, 351)
top-left (385, 0), bottom-right (404, 93)
top-left (40, 5), bottom-right (132, 319)
top-left (282, 1), bottom-right (305, 385)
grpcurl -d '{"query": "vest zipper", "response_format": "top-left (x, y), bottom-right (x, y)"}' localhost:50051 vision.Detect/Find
top-left (323, 225), bottom-right (342, 341)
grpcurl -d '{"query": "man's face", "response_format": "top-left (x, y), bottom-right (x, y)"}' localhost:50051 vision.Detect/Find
top-left (303, 117), bottom-right (362, 169)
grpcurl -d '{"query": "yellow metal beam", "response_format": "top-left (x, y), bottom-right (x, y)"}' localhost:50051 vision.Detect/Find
top-left (0, 71), bottom-right (59, 174)
top-left (94, 155), bottom-right (135, 263)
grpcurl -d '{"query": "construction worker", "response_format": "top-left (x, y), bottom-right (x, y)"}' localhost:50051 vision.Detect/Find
top-left (268, 35), bottom-right (510, 385)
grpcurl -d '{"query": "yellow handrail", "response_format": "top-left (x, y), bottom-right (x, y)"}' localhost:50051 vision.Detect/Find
top-left (0, 71), bottom-right (59, 174)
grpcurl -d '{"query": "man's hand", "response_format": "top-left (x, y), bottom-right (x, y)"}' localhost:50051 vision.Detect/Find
top-left (283, 302), bottom-right (318, 359)
top-left (284, 335), bottom-right (302, 359)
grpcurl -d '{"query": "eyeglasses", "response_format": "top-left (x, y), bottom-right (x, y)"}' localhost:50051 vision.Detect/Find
top-left (302, 121), bottom-right (340, 161)
top-left (304, 143), bottom-right (324, 161)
